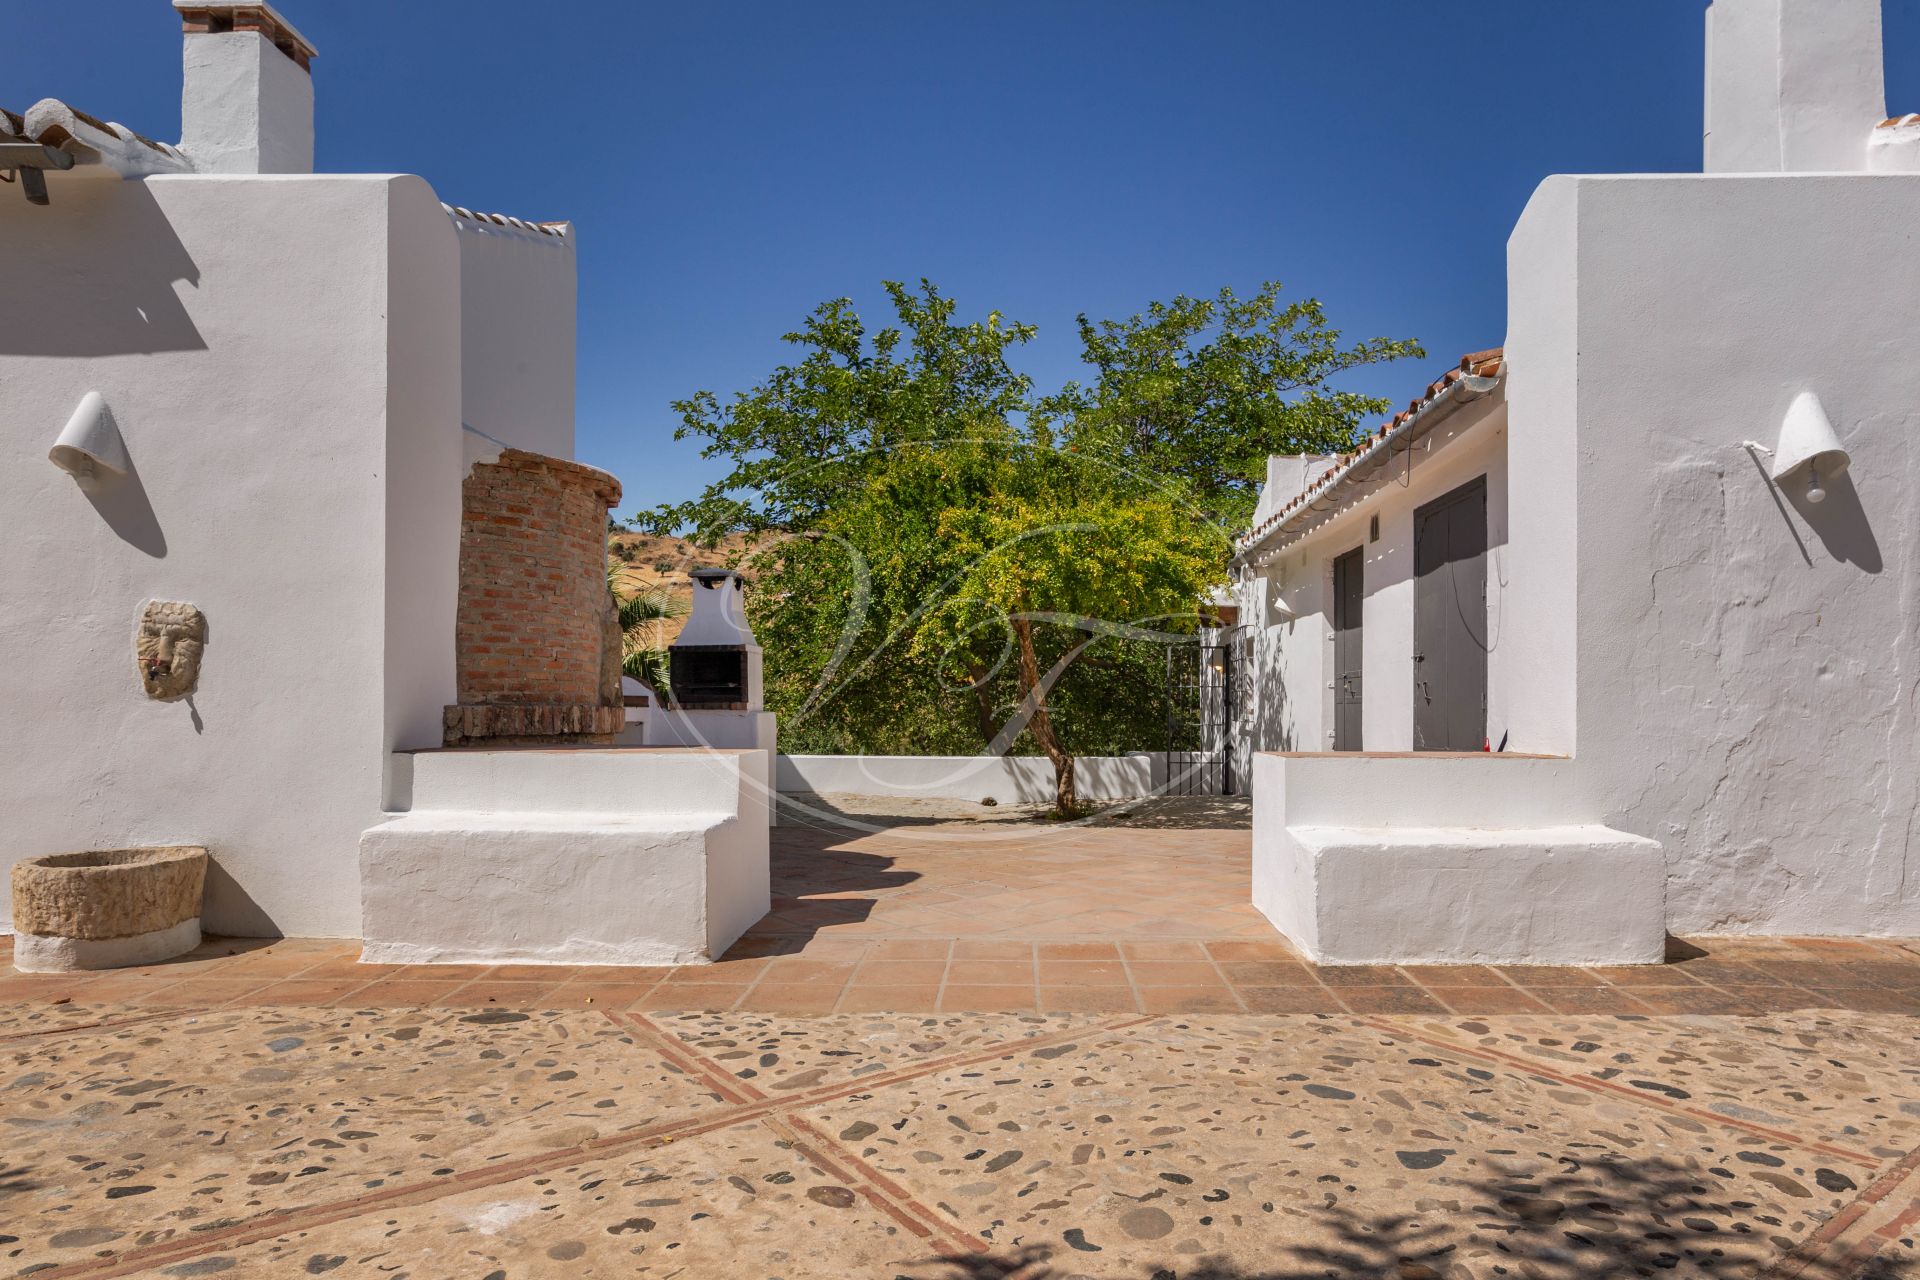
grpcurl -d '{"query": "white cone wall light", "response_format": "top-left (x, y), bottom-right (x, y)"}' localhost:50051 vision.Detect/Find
top-left (48, 391), bottom-right (129, 481)
top-left (1772, 391), bottom-right (1849, 504)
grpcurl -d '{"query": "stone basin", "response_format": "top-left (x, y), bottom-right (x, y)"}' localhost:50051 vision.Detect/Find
top-left (11, 846), bottom-right (208, 972)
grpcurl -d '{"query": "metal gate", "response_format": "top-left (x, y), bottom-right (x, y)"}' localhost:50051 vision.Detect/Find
top-left (1165, 630), bottom-right (1242, 796)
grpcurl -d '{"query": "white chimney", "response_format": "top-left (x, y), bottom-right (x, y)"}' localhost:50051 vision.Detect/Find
top-left (174, 2), bottom-right (317, 175)
top-left (1705, 0), bottom-right (1886, 173)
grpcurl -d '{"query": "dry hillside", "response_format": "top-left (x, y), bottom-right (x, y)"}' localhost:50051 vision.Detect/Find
top-left (606, 530), bottom-right (764, 646)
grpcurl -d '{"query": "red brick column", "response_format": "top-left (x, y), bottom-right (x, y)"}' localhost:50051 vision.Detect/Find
top-left (445, 449), bottom-right (625, 745)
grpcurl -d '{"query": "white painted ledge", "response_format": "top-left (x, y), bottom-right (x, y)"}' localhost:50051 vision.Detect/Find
top-left (13, 919), bottom-right (201, 972)
top-left (1271, 824), bottom-right (1665, 966)
top-left (362, 746), bottom-right (771, 965)
top-left (1251, 752), bottom-right (1666, 965)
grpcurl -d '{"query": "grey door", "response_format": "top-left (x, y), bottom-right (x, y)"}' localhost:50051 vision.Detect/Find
top-left (1413, 476), bottom-right (1488, 751)
top-left (1332, 546), bottom-right (1364, 751)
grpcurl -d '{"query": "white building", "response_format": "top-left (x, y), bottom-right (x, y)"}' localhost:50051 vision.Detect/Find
top-left (1237, 0), bottom-right (1920, 964)
top-left (1, 2), bottom-right (767, 962)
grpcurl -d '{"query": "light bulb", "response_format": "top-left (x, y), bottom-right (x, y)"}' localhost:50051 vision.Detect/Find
top-left (1806, 464), bottom-right (1826, 505)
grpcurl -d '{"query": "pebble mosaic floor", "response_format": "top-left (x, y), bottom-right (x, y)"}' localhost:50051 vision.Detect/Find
top-left (2, 995), bottom-right (1919, 1277)
top-left (6, 819), bottom-right (1920, 1276)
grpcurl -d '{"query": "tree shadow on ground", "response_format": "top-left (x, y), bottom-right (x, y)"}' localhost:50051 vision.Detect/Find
top-left (1085, 795), bottom-right (1251, 830)
top-left (903, 1152), bottom-right (1907, 1279)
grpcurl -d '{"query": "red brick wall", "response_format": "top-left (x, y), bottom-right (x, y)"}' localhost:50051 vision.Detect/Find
top-left (454, 448), bottom-right (621, 710)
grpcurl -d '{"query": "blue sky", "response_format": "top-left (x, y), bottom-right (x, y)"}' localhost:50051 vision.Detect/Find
top-left (11, 1), bottom-right (1920, 517)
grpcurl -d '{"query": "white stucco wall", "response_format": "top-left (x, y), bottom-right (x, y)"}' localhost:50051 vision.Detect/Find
top-left (1507, 173), bottom-right (1920, 935)
top-left (0, 172), bottom-right (461, 937)
top-left (453, 213), bottom-right (576, 461)
top-left (1242, 397), bottom-right (1508, 753)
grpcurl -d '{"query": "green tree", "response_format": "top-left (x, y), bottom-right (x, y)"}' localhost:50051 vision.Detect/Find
top-left (1038, 281), bottom-right (1424, 529)
top-left (648, 280), bottom-right (1420, 811)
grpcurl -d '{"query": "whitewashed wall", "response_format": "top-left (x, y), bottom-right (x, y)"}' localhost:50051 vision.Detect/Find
top-left (1242, 398), bottom-right (1508, 753)
top-left (1507, 173), bottom-right (1920, 936)
top-left (776, 754), bottom-right (1160, 804)
top-left (0, 173), bottom-right (461, 937)
top-left (453, 213), bottom-right (576, 462)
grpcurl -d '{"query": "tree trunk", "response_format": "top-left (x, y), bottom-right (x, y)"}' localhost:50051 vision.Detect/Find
top-left (965, 664), bottom-right (998, 749)
top-left (1012, 617), bottom-right (1077, 815)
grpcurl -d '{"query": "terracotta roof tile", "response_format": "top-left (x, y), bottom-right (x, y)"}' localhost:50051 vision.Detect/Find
top-left (443, 204), bottom-right (571, 239)
top-left (1234, 348), bottom-right (1504, 554)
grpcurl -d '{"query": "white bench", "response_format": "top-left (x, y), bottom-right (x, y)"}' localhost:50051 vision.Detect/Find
top-left (360, 747), bottom-right (769, 966)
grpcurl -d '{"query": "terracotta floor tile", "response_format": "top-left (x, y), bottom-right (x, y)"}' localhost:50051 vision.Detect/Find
top-left (428, 980), bottom-right (558, 1008)
top-left (946, 960), bottom-right (1035, 986)
top-left (1745, 961), bottom-right (1880, 988)
top-left (835, 985), bottom-right (943, 1013)
top-left (1524, 986), bottom-right (1652, 1015)
top-left (1576, 965), bottom-right (1705, 987)
top-left (1491, 966), bottom-right (1624, 987)
top-left (146, 977), bottom-right (285, 1006)
top-left (1138, 986), bottom-right (1243, 1014)
top-left (1315, 965), bottom-right (1414, 988)
top-left (1126, 961), bottom-right (1227, 987)
top-left (755, 959), bottom-right (858, 985)
top-left (630, 986), bottom-right (741, 1012)
top-left (1038, 985), bottom-right (1141, 1013)
top-left (245, 978), bottom-right (378, 1006)
top-left (1038, 942), bottom-right (1122, 961)
top-left (540, 983), bottom-right (658, 1010)
top-left (1036, 960), bottom-right (1130, 987)
top-left (287, 956), bottom-right (411, 980)
top-left (1665, 960), bottom-right (1791, 986)
top-left (482, 963), bottom-right (585, 981)
top-left (1205, 940), bottom-right (1298, 962)
top-left (396, 963), bottom-right (495, 981)
top-left (1398, 965), bottom-right (1512, 987)
top-left (949, 939), bottom-right (1040, 960)
top-left (1812, 986), bottom-right (1920, 1014)
top-left (1335, 985), bottom-right (1451, 1015)
top-left (1625, 987), bottom-right (1771, 1016)
top-left (852, 960), bottom-right (948, 985)
top-left (341, 979), bottom-right (465, 1007)
top-left (1119, 941), bottom-right (1211, 961)
top-left (737, 983), bottom-right (847, 1013)
top-left (1236, 986), bottom-right (1345, 1014)
top-left (1217, 960), bottom-right (1320, 986)
top-left (938, 984), bottom-right (1037, 1012)
top-left (1419, 985), bottom-right (1552, 1015)
top-left (867, 939), bottom-right (952, 961)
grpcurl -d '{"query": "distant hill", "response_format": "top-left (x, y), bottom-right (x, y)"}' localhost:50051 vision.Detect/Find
top-left (607, 530), bottom-right (764, 646)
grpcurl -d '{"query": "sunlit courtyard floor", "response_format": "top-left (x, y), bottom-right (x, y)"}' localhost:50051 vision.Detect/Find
top-left (4, 807), bottom-right (1920, 1277)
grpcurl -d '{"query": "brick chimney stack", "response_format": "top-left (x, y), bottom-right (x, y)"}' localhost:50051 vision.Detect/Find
top-left (174, 1), bottom-right (317, 174)
top-left (1705, 0), bottom-right (1886, 173)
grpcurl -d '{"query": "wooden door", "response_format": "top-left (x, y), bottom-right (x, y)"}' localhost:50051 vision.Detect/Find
top-left (1332, 546), bottom-right (1364, 751)
top-left (1413, 476), bottom-right (1488, 751)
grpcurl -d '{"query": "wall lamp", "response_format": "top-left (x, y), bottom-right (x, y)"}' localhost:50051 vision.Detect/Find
top-left (1743, 391), bottom-right (1850, 504)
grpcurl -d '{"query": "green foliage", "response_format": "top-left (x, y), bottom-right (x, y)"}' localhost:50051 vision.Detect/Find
top-left (1036, 281), bottom-right (1424, 530)
top-left (607, 565), bottom-right (685, 696)
top-left (650, 279), bottom-right (1420, 805)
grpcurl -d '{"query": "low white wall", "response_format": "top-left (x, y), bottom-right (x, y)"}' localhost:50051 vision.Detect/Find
top-left (775, 754), bottom-right (1161, 804)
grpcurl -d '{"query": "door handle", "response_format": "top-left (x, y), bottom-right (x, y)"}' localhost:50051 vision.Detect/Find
top-left (1419, 681), bottom-right (1431, 703)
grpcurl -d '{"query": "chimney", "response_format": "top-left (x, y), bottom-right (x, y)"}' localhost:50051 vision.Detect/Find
top-left (1705, 0), bottom-right (1885, 173)
top-left (174, 1), bottom-right (317, 174)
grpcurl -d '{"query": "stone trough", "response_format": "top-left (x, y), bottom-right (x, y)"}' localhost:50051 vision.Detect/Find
top-left (11, 846), bottom-right (208, 972)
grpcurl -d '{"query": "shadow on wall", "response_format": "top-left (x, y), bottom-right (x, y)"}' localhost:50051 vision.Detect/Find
top-left (68, 418), bottom-right (167, 557)
top-left (904, 1152), bottom-right (1899, 1278)
top-left (201, 853), bottom-right (281, 938)
top-left (1786, 470), bottom-right (1882, 573)
top-left (0, 181), bottom-right (206, 357)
